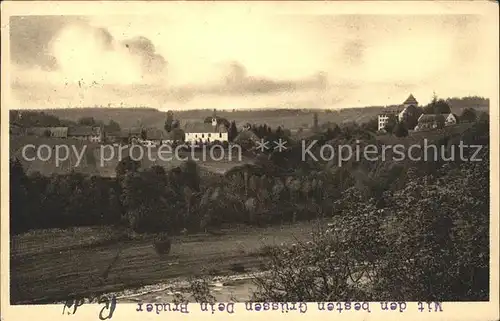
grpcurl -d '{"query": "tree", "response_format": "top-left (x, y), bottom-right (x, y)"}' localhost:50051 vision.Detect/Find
top-left (115, 156), bottom-right (141, 179)
top-left (422, 104), bottom-right (435, 114)
top-left (105, 120), bottom-right (121, 132)
top-left (434, 99), bottom-right (452, 114)
top-left (10, 158), bottom-right (29, 233)
top-left (228, 121), bottom-right (238, 142)
top-left (164, 110), bottom-right (174, 132)
top-left (461, 108), bottom-right (477, 122)
top-left (181, 160), bottom-right (200, 192)
top-left (423, 93), bottom-right (451, 115)
top-left (477, 111), bottom-right (489, 123)
top-left (78, 117), bottom-right (98, 126)
top-left (251, 146), bottom-right (489, 301)
top-left (384, 116), bottom-right (397, 134)
top-left (393, 122), bottom-right (409, 137)
top-left (435, 114), bottom-right (446, 129)
top-left (362, 117), bottom-right (379, 132)
top-left (401, 105), bottom-right (423, 130)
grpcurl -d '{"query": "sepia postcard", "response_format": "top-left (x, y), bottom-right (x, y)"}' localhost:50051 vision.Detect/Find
top-left (1, 1), bottom-right (499, 321)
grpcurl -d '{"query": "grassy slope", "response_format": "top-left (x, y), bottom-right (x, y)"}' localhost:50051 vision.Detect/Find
top-left (10, 223), bottom-right (316, 304)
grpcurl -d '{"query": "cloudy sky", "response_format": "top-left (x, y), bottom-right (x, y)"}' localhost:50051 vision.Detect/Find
top-left (6, 7), bottom-right (497, 110)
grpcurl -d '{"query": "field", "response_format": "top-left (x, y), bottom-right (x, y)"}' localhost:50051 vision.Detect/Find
top-left (10, 222), bottom-right (318, 304)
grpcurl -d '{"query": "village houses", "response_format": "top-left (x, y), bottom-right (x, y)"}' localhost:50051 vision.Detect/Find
top-left (24, 126), bottom-right (103, 142)
top-left (415, 113), bottom-right (458, 130)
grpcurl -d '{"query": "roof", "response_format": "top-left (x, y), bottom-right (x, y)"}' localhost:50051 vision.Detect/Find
top-left (68, 126), bottom-right (101, 136)
top-left (403, 94), bottom-right (418, 105)
top-left (418, 114), bottom-right (445, 123)
top-left (184, 122), bottom-right (228, 133)
top-left (50, 127), bottom-right (69, 137)
top-left (26, 127), bottom-right (68, 137)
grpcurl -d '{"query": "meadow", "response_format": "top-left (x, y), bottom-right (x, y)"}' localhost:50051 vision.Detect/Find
top-left (10, 222), bottom-right (317, 304)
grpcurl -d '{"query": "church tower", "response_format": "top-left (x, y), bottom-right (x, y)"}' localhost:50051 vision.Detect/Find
top-left (211, 109), bottom-right (217, 127)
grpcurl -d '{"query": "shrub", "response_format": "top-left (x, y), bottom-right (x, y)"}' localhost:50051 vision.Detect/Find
top-left (251, 148), bottom-right (489, 301)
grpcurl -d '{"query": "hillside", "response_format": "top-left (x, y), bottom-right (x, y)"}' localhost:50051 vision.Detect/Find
top-left (24, 96), bottom-right (489, 130)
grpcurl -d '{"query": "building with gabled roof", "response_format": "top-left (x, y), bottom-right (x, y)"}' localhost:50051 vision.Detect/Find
top-left (403, 94), bottom-right (418, 107)
top-left (377, 109), bottom-right (399, 131)
top-left (415, 114), bottom-right (446, 130)
top-left (68, 126), bottom-right (103, 143)
top-left (26, 126), bottom-right (68, 138)
top-left (399, 94), bottom-right (420, 123)
top-left (184, 111), bottom-right (229, 144)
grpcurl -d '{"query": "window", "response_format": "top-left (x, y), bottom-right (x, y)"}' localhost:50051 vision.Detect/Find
top-left (219, 133), bottom-right (222, 138)
top-left (202, 134), bottom-right (205, 138)
top-left (208, 133), bottom-right (211, 137)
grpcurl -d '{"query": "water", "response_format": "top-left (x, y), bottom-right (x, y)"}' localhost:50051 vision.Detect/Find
top-left (114, 273), bottom-right (262, 303)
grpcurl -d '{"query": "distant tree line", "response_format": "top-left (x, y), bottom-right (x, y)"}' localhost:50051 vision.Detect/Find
top-left (10, 111), bottom-right (122, 133)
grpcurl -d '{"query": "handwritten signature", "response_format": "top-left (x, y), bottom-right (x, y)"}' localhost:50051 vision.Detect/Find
top-left (62, 295), bottom-right (117, 320)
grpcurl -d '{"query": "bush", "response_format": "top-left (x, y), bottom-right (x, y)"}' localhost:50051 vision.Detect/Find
top-left (252, 148), bottom-right (489, 301)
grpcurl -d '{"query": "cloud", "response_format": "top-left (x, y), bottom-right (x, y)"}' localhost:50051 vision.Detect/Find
top-left (10, 16), bottom-right (167, 86)
top-left (122, 36), bottom-right (167, 74)
top-left (9, 16), bottom-right (86, 70)
top-left (8, 14), bottom-right (493, 110)
top-left (167, 61), bottom-right (328, 102)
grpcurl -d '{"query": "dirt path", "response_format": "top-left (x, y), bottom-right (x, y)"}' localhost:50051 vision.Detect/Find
top-left (11, 222), bottom-right (318, 304)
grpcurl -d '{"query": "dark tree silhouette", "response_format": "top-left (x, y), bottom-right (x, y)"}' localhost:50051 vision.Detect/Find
top-left (461, 108), bottom-right (477, 122)
top-left (228, 121), bottom-right (238, 142)
top-left (384, 116), bottom-right (397, 134)
top-left (164, 110), bottom-right (174, 132)
top-left (393, 122), bottom-right (409, 137)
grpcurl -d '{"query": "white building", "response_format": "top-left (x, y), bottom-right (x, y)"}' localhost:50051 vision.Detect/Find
top-left (398, 94), bottom-right (419, 122)
top-left (444, 113), bottom-right (458, 126)
top-left (184, 117), bottom-right (228, 144)
top-left (378, 112), bottom-right (398, 131)
top-left (67, 126), bottom-right (103, 143)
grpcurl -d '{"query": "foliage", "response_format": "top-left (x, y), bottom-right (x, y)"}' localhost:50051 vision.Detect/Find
top-left (164, 110), bottom-right (174, 132)
top-left (423, 94), bottom-right (452, 115)
top-left (383, 116), bottom-right (397, 134)
top-left (252, 144), bottom-right (489, 301)
top-left (393, 122), bottom-right (409, 137)
top-left (228, 121), bottom-right (238, 142)
top-left (400, 105), bottom-right (423, 130)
